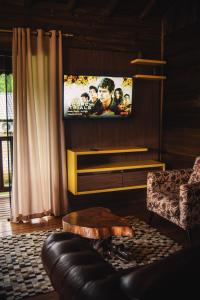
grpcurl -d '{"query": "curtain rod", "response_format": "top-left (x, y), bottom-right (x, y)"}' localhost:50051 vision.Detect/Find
top-left (0, 28), bottom-right (74, 37)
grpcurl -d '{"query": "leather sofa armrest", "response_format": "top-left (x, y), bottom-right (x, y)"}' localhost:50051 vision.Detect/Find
top-left (121, 244), bottom-right (200, 300)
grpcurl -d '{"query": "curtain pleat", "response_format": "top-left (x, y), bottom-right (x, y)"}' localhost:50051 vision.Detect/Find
top-left (12, 28), bottom-right (68, 222)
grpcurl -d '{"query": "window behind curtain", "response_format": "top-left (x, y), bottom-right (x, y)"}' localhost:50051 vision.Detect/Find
top-left (0, 54), bottom-right (13, 220)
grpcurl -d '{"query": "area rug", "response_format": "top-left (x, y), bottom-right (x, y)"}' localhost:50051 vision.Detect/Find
top-left (0, 217), bottom-right (182, 299)
top-left (102, 216), bottom-right (182, 270)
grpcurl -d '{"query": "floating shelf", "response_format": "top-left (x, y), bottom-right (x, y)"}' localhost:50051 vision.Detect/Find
top-left (131, 59), bottom-right (166, 65)
top-left (133, 75), bottom-right (166, 80)
top-left (131, 58), bottom-right (166, 79)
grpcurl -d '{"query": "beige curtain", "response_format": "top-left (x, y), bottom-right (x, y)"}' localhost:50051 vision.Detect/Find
top-left (12, 28), bottom-right (68, 222)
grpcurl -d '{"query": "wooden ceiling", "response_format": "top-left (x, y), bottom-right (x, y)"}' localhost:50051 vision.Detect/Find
top-left (2, 0), bottom-right (175, 20)
top-left (0, 0), bottom-right (176, 53)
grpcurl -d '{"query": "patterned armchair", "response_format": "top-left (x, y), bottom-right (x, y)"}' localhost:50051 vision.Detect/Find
top-left (147, 157), bottom-right (200, 241)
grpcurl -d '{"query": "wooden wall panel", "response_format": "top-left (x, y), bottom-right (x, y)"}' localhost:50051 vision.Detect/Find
top-left (0, 33), bottom-right (12, 53)
top-left (0, 23), bottom-right (162, 162)
top-left (0, 4), bottom-right (161, 54)
top-left (163, 0), bottom-right (200, 169)
top-left (64, 47), bottom-right (161, 161)
top-left (0, 8), bottom-right (162, 202)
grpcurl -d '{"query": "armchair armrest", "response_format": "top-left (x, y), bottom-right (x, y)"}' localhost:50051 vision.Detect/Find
top-left (147, 168), bottom-right (193, 194)
top-left (179, 181), bottom-right (200, 229)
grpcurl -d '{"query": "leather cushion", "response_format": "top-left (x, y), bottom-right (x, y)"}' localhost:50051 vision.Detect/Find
top-left (42, 232), bottom-right (129, 300)
top-left (121, 243), bottom-right (200, 300)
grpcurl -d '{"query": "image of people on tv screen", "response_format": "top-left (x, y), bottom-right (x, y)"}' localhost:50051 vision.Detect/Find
top-left (80, 92), bottom-right (92, 114)
top-left (87, 77), bottom-right (117, 117)
top-left (124, 94), bottom-right (131, 109)
top-left (88, 85), bottom-right (102, 115)
top-left (65, 76), bottom-right (132, 117)
top-left (88, 78), bottom-right (131, 117)
top-left (113, 87), bottom-right (128, 115)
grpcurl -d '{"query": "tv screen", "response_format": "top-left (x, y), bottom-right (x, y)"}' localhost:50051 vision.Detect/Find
top-left (63, 75), bottom-right (133, 118)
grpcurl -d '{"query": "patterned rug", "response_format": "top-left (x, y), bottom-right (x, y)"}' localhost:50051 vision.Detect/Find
top-left (101, 216), bottom-right (182, 270)
top-left (0, 217), bottom-right (182, 299)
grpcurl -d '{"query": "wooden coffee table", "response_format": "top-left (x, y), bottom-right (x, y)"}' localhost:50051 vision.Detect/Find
top-left (62, 207), bottom-right (135, 260)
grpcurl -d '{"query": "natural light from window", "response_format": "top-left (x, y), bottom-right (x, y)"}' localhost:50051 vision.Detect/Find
top-left (0, 73), bottom-right (13, 192)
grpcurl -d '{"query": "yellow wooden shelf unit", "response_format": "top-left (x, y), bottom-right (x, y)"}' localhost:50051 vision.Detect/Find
top-left (133, 74), bottom-right (166, 80)
top-left (70, 146), bottom-right (148, 155)
top-left (131, 59), bottom-right (166, 65)
top-left (67, 147), bottom-right (165, 195)
top-left (77, 160), bottom-right (165, 173)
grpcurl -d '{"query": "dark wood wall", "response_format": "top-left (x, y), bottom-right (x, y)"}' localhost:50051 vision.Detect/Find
top-left (163, 0), bottom-right (200, 168)
top-left (0, 4), bottom-right (163, 203)
top-left (63, 46), bottom-right (161, 157)
top-left (0, 3), bottom-right (162, 158)
top-left (0, 33), bottom-right (162, 159)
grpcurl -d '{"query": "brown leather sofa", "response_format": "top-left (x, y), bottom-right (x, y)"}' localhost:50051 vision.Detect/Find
top-left (42, 232), bottom-right (200, 300)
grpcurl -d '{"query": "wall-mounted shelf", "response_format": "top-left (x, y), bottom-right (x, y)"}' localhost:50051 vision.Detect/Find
top-left (133, 75), bottom-right (166, 80)
top-left (131, 59), bottom-right (166, 66)
top-left (131, 58), bottom-right (166, 80)
top-left (67, 147), bottom-right (165, 195)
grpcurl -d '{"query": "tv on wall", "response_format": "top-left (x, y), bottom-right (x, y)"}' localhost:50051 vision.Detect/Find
top-left (63, 75), bottom-right (133, 118)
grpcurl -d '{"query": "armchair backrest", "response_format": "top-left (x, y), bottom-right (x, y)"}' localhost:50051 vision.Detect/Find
top-left (188, 157), bottom-right (200, 184)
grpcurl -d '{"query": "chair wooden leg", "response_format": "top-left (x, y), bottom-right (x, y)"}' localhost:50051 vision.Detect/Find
top-left (186, 229), bottom-right (192, 245)
top-left (148, 211), bottom-right (154, 225)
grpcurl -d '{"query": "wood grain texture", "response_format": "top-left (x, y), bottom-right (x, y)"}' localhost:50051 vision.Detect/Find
top-left (0, 216), bottom-right (62, 238)
top-left (68, 148), bottom-right (164, 195)
top-left (64, 50), bottom-right (161, 157)
top-left (0, 3), bottom-right (162, 203)
top-left (77, 172), bottom-right (122, 191)
top-left (1, 191), bottom-right (200, 248)
top-left (133, 75), bottom-right (166, 80)
top-left (77, 160), bottom-right (165, 173)
top-left (131, 59), bottom-right (166, 65)
top-left (123, 169), bottom-right (152, 186)
top-left (0, 18), bottom-right (162, 175)
top-left (0, 2), bottom-right (161, 53)
top-left (69, 147), bottom-right (148, 155)
top-left (62, 207), bottom-right (134, 239)
top-left (163, 0), bottom-right (200, 168)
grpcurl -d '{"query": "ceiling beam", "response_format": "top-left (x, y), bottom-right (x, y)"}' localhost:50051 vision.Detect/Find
top-left (103, 0), bottom-right (119, 17)
top-left (23, 0), bottom-right (34, 8)
top-left (140, 0), bottom-right (156, 19)
top-left (65, 0), bottom-right (76, 12)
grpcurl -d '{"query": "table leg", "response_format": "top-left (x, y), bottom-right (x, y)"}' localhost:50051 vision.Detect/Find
top-left (92, 237), bottom-right (134, 261)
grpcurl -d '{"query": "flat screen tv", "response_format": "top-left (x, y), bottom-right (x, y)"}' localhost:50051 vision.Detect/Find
top-left (63, 75), bottom-right (133, 118)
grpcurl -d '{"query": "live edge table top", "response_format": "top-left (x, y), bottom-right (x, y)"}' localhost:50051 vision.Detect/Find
top-left (62, 207), bottom-right (135, 239)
